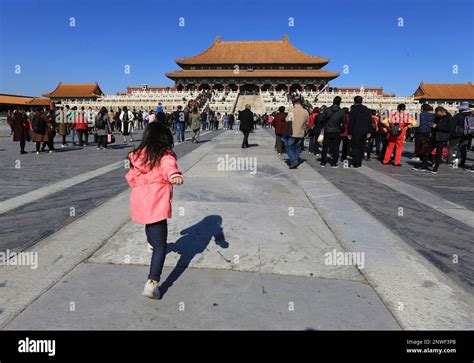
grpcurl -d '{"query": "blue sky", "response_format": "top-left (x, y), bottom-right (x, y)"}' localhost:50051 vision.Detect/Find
top-left (0, 0), bottom-right (473, 96)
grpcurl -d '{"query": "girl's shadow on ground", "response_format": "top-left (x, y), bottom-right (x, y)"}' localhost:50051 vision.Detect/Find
top-left (159, 215), bottom-right (229, 297)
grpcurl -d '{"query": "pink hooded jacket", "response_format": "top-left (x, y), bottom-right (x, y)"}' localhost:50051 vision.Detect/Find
top-left (126, 149), bottom-right (183, 224)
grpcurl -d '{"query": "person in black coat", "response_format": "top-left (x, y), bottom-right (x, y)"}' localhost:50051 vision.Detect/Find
top-left (320, 97), bottom-right (344, 167)
top-left (348, 96), bottom-right (372, 167)
top-left (238, 105), bottom-right (254, 148)
top-left (431, 106), bottom-right (452, 174)
top-left (449, 102), bottom-right (472, 168)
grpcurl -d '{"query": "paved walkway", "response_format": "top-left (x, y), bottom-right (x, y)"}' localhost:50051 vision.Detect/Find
top-left (1, 127), bottom-right (473, 330)
top-left (294, 132), bottom-right (474, 293)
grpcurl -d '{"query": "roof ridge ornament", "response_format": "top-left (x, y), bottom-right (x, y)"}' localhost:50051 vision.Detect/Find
top-left (283, 34), bottom-right (289, 42)
top-left (214, 35), bottom-right (221, 43)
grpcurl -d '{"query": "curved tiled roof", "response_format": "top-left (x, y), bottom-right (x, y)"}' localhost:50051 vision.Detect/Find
top-left (166, 69), bottom-right (339, 80)
top-left (28, 97), bottom-right (50, 105)
top-left (0, 94), bottom-right (50, 106)
top-left (176, 36), bottom-right (329, 65)
top-left (414, 82), bottom-right (474, 100)
top-left (43, 82), bottom-right (103, 98)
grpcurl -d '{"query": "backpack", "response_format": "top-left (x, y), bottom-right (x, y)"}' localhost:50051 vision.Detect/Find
top-left (32, 115), bottom-right (46, 134)
top-left (323, 107), bottom-right (344, 132)
top-left (389, 123), bottom-right (402, 137)
top-left (96, 113), bottom-right (106, 129)
top-left (464, 115), bottom-right (474, 135)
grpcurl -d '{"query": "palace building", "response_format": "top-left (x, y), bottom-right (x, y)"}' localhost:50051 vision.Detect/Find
top-left (413, 82), bottom-right (474, 104)
top-left (43, 82), bottom-right (104, 103)
top-left (166, 35), bottom-right (339, 93)
top-left (0, 94), bottom-right (50, 112)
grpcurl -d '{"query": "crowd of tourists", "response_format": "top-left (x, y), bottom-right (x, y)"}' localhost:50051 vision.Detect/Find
top-left (266, 95), bottom-right (474, 173)
top-left (8, 105), bottom-right (143, 153)
top-left (7, 93), bottom-right (474, 176)
top-left (6, 90), bottom-right (221, 153)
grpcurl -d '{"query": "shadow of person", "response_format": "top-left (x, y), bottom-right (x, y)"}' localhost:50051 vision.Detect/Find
top-left (159, 215), bottom-right (229, 297)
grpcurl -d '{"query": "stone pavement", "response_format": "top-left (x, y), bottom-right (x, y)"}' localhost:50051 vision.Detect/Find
top-left (1, 125), bottom-right (473, 330)
top-left (295, 133), bottom-right (474, 293)
top-left (0, 124), bottom-right (217, 252)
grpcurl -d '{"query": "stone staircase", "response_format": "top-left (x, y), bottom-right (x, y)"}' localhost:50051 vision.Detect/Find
top-left (232, 94), bottom-right (265, 114)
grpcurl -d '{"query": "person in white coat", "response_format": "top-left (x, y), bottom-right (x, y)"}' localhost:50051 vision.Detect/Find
top-left (120, 106), bottom-right (135, 144)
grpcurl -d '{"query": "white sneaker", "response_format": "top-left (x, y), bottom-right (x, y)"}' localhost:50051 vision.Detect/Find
top-left (142, 280), bottom-right (161, 299)
top-left (49, 150), bottom-right (53, 154)
top-left (411, 157), bottom-right (420, 161)
top-left (36, 151), bottom-right (40, 155)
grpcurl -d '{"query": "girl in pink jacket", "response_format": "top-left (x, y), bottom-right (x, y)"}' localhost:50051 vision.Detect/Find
top-left (126, 122), bottom-right (183, 299)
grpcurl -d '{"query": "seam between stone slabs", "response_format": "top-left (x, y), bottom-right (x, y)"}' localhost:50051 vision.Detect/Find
top-left (0, 136), bottom-right (220, 329)
top-left (355, 166), bottom-right (474, 228)
top-left (291, 168), bottom-right (474, 329)
top-left (0, 160), bottom-right (124, 215)
top-left (83, 259), bottom-right (372, 288)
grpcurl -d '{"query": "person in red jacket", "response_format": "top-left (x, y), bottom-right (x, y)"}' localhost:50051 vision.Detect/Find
top-left (340, 108), bottom-right (350, 162)
top-left (307, 107), bottom-right (319, 154)
top-left (382, 104), bottom-right (416, 166)
top-left (273, 106), bottom-right (287, 155)
top-left (366, 110), bottom-right (379, 161)
top-left (71, 106), bottom-right (89, 147)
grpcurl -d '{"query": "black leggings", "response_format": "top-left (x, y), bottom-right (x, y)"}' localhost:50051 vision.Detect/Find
top-left (145, 219), bottom-right (168, 281)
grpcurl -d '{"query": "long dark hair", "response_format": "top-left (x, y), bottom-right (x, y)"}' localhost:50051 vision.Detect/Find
top-left (129, 122), bottom-right (175, 169)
